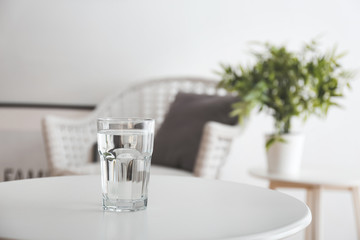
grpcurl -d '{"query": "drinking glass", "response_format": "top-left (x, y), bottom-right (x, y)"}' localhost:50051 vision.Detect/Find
top-left (97, 118), bottom-right (155, 211)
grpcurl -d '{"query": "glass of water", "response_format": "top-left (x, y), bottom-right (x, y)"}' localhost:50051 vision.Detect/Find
top-left (97, 118), bottom-right (155, 212)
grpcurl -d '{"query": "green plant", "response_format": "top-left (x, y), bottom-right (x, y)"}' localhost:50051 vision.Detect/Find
top-left (218, 40), bottom-right (353, 148)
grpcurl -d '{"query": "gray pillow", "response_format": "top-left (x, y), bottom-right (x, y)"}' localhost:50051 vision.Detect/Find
top-left (152, 92), bottom-right (239, 172)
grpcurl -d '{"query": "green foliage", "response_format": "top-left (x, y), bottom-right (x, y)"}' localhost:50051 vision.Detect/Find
top-left (218, 40), bottom-right (353, 147)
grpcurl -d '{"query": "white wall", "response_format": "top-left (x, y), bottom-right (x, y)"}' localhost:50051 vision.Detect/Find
top-left (1, 0), bottom-right (359, 104)
top-left (1, 0), bottom-right (360, 239)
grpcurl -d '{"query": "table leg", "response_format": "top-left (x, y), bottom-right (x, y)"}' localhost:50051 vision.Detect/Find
top-left (269, 181), bottom-right (317, 239)
top-left (269, 181), bottom-right (277, 190)
top-left (305, 187), bottom-right (322, 240)
top-left (313, 187), bottom-right (323, 240)
top-left (351, 186), bottom-right (360, 240)
top-left (305, 188), bottom-right (313, 240)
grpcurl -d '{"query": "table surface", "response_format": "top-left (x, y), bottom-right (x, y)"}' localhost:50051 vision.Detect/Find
top-left (249, 166), bottom-right (360, 187)
top-left (0, 175), bottom-right (311, 240)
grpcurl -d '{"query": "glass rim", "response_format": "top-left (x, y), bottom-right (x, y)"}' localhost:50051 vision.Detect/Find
top-left (97, 117), bottom-right (154, 122)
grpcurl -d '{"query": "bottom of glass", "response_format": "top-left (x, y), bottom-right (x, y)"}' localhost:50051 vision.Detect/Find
top-left (103, 197), bottom-right (148, 212)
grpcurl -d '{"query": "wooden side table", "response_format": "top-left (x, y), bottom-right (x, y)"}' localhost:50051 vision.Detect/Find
top-left (249, 167), bottom-right (360, 240)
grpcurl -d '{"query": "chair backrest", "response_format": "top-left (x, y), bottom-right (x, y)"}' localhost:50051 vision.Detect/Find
top-left (42, 77), bottom-right (228, 175)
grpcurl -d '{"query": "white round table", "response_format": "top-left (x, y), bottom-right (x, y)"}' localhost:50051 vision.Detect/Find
top-left (249, 167), bottom-right (360, 240)
top-left (0, 175), bottom-right (311, 240)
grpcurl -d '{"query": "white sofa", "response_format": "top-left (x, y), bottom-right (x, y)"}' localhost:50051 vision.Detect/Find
top-left (42, 77), bottom-right (241, 179)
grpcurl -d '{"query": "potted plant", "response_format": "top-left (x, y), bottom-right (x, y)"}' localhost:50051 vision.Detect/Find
top-left (218, 40), bottom-right (353, 175)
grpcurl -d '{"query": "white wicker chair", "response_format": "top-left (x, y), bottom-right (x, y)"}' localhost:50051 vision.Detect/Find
top-left (42, 77), bottom-right (241, 179)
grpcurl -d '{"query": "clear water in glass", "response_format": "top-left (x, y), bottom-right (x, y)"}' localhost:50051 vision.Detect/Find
top-left (98, 128), bottom-right (153, 211)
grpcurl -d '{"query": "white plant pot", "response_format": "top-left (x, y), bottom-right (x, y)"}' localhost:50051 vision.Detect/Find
top-left (266, 133), bottom-right (305, 176)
